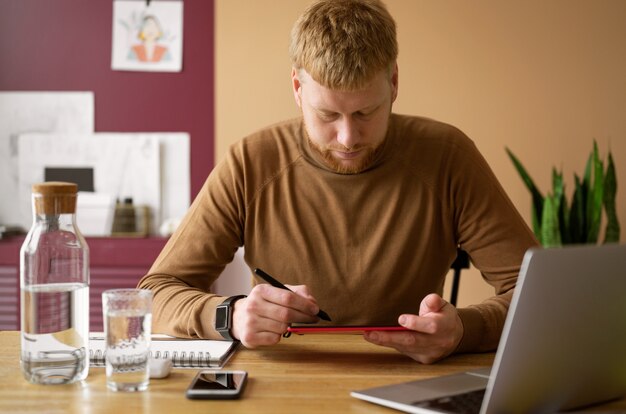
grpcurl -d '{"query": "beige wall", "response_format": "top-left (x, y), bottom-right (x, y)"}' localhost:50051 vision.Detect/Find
top-left (215, 1), bottom-right (626, 305)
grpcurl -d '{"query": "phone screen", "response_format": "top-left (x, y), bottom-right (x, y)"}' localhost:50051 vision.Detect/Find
top-left (186, 370), bottom-right (248, 399)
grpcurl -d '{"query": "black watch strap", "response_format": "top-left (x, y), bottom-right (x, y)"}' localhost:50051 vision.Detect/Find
top-left (215, 295), bottom-right (247, 341)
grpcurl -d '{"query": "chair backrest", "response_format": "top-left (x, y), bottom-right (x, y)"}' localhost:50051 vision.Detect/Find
top-left (449, 248), bottom-right (470, 306)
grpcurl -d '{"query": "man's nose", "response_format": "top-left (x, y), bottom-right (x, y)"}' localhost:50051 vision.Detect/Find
top-left (336, 117), bottom-right (360, 150)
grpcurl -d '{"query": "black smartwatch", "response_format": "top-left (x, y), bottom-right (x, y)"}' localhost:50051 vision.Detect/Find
top-left (215, 295), bottom-right (247, 341)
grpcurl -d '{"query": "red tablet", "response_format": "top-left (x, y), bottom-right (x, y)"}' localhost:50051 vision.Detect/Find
top-left (284, 325), bottom-right (409, 337)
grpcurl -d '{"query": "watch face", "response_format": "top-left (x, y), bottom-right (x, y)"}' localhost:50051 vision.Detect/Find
top-left (215, 305), bottom-right (229, 331)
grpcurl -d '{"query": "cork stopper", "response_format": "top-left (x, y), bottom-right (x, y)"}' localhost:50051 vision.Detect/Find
top-left (32, 181), bottom-right (78, 215)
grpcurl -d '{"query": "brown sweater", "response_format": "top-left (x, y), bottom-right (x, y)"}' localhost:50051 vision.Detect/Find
top-left (139, 114), bottom-right (538, 353)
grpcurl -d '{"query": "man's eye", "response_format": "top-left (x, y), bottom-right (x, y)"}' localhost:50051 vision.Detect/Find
top-left (319, 113), bottom-right (338, 121)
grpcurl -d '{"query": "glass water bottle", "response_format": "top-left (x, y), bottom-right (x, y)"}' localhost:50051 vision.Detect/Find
top-left (20, 182), bottom-right (90, 384)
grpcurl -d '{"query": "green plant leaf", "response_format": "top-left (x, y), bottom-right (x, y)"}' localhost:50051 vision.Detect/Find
top-left (581, 150), bottom-right (593, 241)
top-left (583, 151), bottom-right (592, 190)
top-left (603, 150), bottom-right (620, 243)
top-left (552, 168), bottom-right (569, 243)
top-left (508, 141), bottom-right (619, 246)
top-left (531, 205), bottom-right (541, 239)
top-left (559, 192), bottom-right (570, 244)
top-left (506, 147), bottom-right (544, 235)
top-left (552, 168), bottom-right (564, 201)
top-left (569, 174), bottom-right (585, 243)
top-left (586, 141), bottom-right (604, 243)
top-left (541, 195), bottom-right (562, 247)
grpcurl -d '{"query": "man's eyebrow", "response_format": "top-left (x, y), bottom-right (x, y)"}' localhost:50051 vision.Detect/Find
top-left (315, 107), bottom-right (336, 114)
top-left (314, 103), bottom-right (381, 115)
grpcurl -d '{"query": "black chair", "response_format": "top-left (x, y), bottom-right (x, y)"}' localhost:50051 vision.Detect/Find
top-left (449, 248), bottom-right (470, 307)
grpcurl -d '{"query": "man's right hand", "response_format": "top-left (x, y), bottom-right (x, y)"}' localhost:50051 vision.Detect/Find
top-left (230, 283), bottom-right (321, 348)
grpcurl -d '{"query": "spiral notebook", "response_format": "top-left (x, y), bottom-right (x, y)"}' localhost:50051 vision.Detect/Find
top-left (89, 333), bottom-right (239, 369)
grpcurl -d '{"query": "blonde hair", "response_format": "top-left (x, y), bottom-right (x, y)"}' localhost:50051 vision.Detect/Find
top-left (290, 0), bottom-right (398, 90)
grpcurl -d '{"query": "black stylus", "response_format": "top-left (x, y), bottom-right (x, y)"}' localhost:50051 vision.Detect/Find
top-left (254, 268), bottom-right (332, 321)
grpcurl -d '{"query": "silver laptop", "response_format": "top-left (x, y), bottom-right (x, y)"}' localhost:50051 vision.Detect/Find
top-left (351, 244), bottom-right (626, 413)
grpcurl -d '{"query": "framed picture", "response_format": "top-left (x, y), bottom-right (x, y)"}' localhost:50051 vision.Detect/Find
top-left (111, 0), bottom-right (183, 72)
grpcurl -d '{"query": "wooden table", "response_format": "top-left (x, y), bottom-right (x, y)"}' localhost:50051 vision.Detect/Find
top-left (0, 331), bottom-right (623, 413)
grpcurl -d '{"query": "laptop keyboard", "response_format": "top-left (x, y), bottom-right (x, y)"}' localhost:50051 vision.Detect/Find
top-left (412, 388), bottom-right (485, 414)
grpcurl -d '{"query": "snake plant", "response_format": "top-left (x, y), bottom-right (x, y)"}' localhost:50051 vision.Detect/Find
top-left (506, 141), bottom-right (620, 247)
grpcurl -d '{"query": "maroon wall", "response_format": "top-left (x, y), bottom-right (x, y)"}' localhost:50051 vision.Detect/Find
top-left (0, 0), bottom-right (214, 198)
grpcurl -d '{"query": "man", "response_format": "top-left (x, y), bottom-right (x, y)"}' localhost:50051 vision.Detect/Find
top-left (139, 0), bottom-right (537, 364)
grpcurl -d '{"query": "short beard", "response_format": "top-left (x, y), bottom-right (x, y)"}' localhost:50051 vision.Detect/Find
top-left (308, 138), bottom-right (382, 174)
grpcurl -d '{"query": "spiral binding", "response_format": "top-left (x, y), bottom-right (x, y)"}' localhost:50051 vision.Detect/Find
top-left (89, 349), bottom-right (213, 368)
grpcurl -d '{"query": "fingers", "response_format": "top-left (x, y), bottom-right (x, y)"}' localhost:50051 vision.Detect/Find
top-left (254, 284), bottom-right (320, 321)
top-left (419, 293), bottom-right (447, 316)
top-left (405, 295), bottom-right (450, 335)
top-left (230, 284), bottom-right (320, 348)
top-left (232, 299), bottom-right (289, 348)
top-left (364, 295), bottom-right (463, 364)
top-left (287, 284), bottom-right (319, 305)
top-left (364, 329), bottom-right (433, 359)
top-left (364, 330), bottom-right (444, 364)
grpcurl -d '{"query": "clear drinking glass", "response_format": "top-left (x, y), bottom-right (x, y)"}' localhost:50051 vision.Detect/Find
top-left (102, 289), bottom-right (152, 392)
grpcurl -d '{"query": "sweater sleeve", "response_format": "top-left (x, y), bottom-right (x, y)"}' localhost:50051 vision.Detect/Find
top-left (138, 150), bottom-right (247, 339)
top-left (445, 134), bottom-right (539, 353)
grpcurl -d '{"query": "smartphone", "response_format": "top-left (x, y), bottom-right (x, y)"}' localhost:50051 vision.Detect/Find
top-left (185, 370), bottom-right (248, 400)
top-left (284, 325), bottom-right (409, 337)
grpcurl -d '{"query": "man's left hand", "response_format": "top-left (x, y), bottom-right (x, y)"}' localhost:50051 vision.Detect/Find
top-left (363, 293), bottom-right (463, 364)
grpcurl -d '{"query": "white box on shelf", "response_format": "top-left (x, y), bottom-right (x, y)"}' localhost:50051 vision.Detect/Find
top-left (77, 192), bottom-right (116, 237)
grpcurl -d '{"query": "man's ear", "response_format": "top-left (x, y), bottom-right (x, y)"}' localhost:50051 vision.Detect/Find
top-left (291, 67), bottom-right (302, 108)
top-left (391, 63), bottom-right (399, 103)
